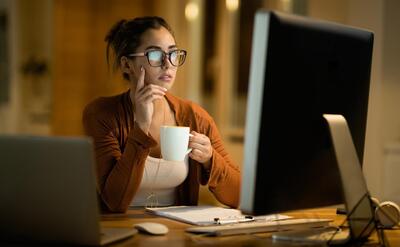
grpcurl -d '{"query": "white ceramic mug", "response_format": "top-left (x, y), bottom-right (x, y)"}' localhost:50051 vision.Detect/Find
top-left (160, 126), bottom-right (192, 161)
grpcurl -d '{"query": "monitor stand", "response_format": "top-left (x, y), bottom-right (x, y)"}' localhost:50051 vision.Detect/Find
top-left (272, 114), bottom-right (385, 246)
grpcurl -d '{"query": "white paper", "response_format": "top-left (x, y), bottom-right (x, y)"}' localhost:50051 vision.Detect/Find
top-left (146, 205), bottom-right (291, 226)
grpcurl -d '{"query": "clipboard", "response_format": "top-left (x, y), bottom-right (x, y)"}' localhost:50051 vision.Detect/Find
top-left (146, 205), bottom-right (291, 226)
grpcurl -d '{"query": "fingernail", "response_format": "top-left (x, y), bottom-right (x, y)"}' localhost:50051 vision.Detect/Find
top-left (140, 66), bottom-right (144, 72)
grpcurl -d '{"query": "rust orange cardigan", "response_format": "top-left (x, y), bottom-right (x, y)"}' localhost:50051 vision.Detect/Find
top-left (82, 90), bottom-right (241, 213)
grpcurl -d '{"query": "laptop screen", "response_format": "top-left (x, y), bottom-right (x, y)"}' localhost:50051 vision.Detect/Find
top-left (0, 135), bottom-right (101, 245)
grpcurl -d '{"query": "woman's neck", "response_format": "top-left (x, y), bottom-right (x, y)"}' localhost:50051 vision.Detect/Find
top-left (152, 97), bottom-right (167, 121)
top-left (148, 96), bottom-right (177, 158)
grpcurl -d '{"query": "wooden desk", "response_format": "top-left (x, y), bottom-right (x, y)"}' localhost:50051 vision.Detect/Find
top-left (102, 207), bottom-right (400, 246)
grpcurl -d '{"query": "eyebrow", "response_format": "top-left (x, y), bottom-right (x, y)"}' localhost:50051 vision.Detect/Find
top-left (145, 45), bottom-right (177, 51)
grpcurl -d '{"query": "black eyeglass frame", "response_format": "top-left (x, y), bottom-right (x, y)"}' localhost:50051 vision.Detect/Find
top-left (127, 49), bottom-right (187, 67)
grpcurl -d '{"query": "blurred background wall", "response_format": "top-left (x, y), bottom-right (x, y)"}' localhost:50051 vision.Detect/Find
top-left (1, 0), bottom-right (400, 205)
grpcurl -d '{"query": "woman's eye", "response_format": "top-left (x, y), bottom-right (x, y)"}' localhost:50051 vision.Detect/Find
top-left (148, 51), bottom-right (163, 60)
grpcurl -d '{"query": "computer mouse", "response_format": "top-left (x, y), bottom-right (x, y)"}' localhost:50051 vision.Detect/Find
top-left (133, 222), bottom-right (169, 235)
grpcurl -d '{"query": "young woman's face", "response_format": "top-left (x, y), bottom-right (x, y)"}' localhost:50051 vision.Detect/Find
top-left (131, 27), bottom-right (179, 90)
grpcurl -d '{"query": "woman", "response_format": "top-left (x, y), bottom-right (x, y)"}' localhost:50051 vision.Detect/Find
top-left (83, 16), bottom-right (240, 213)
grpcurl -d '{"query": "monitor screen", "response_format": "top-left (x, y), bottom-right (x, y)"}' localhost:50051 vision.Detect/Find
top-left (240, 11), bottom-right (374, 215)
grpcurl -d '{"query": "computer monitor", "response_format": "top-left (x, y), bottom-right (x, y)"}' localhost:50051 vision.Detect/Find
top-left (240, 11), bottom-right (374, 215)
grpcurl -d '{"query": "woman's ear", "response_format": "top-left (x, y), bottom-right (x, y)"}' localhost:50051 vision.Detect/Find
top-left (120, 56), bottom-right (136, 75)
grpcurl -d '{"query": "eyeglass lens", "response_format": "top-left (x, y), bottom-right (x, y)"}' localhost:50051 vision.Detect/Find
top-left (147, 50), bottom-right (186, 67)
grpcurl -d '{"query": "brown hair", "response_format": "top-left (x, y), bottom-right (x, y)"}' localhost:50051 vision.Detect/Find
top-left (104, 16), bottom-right (175, 80)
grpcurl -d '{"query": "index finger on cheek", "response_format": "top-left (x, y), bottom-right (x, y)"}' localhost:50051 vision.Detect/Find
top-left (136, 66), bottom-right (145, 93)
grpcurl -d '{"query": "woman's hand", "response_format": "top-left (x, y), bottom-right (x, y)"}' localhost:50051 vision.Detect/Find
top-left (131, 66), bottom-right (167, 133)
top-left (189, 131), bottom-right (213, 170)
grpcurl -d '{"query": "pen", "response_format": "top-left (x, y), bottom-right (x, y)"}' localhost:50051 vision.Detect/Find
top-left (214, 215), bottom-right (254, 225)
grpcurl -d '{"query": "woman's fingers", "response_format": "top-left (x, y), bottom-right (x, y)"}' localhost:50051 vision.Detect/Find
top-left (135, 66), bottom-right (145, 93)
top-left (142, 94), bottom-right (165, 104)
top-left (136, 85), bottom-right (167, 100)
top-left (134, 67), bottom-right (167, 103)
top-left (189, 142), bottom-right (208, 152)
top-left (133, 67), bottom-right (167, 132)
top-left (189, 131), bottom-right (212, 163)
top-left (136, 89), bottom-right (166, 102)
top-left (189, 149), bottom-right (203, 158)
top-left (190, 132), bottom-right (210, 145)
top-left (136, 84), bottom-right (167, 95)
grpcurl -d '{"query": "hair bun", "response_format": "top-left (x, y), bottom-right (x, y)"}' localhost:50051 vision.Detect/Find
top-left (105, 19), bottom-right (127, 70)
top-left (105, 19), bottom-right (126, 43)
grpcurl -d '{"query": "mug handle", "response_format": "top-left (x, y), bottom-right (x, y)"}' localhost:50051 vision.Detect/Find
top-left (186, 133), bottom-right (194, 155)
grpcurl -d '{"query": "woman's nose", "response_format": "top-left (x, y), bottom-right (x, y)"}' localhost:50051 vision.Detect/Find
top-left (161, 54), bottom-right (171, 69)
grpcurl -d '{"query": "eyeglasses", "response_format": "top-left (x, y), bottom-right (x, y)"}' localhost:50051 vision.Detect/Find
top-left (127, 49), bottom-right (187, 67)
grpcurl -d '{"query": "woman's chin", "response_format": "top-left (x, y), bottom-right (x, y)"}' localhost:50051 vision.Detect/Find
top-left (158, 80), bottom-right (174, 90)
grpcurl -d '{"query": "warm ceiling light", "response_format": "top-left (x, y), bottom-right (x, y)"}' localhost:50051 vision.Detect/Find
top-left (226, 0), bottom-right (239, 12)
top-left (185, 2), bottom-right (199, 21)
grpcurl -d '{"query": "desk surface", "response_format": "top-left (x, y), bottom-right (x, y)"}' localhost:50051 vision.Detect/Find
top-left (102, 207), bottom-right (400, 246)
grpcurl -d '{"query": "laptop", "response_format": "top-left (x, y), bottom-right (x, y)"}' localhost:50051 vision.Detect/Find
top-left (0, 135), bottom-right (137, 245)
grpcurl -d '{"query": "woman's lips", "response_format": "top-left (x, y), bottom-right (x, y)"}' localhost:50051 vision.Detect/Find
top-left (159, 74), bottom-right (173, 82)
